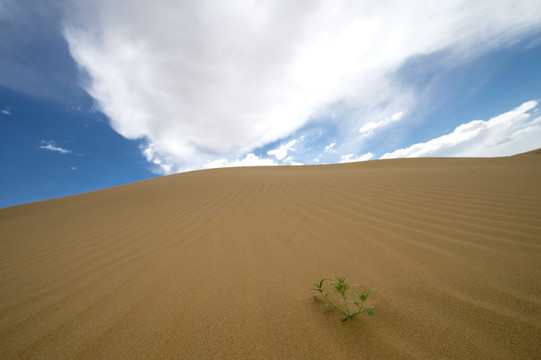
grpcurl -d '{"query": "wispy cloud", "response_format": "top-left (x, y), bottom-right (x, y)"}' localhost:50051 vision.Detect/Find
top-left (40, 140), bottom-right (72, 154)
top-left (62, 0), bottom-right (541, 172)
top-left (1, 107), bottom-right (11, 115)
top-left (359, 111), bottom-right (405, 137)
top-left (324, 143), bottom-right (336, 152)
top-left (381, 100), bottom-right (541, 159)
top-left (340, 153), bottom-right (374, 163)
top-left (204, 154), bottom-right (277, 169)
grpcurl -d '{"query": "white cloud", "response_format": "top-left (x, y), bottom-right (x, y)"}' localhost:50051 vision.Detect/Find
top-left (359, 111), bottom-right (405, 137)
top-left (391, 112), bottom-right (404, 121)
top-left (140, 143), bottom-right (172, 174)
top-left (204, 153), bottom-right (277, 169)
top-left (381, 100), bottom-right (541, 159)
top-left (40, 140), bottom-right (72, 154)
top-left (340, 153), bottom-right (374, 163)
top-left (62, 0), bottom-right (541, 172)
top-left (324, 143), bottom-right (336, 152)
top-left (267, 139), bottom-right (297, 160)
top-left (1, 106), bottom-right (11, 115)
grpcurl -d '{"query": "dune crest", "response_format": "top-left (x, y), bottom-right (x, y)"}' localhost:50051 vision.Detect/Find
top-left (1, 154), bottom-right (541, 359)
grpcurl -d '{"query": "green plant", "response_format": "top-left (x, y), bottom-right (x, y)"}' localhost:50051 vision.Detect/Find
top-left (310, 276), bottom-right (375, 322)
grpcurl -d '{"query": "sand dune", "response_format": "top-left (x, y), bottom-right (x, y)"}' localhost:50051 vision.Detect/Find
top-left (1, 152), bottom-right (541, 359)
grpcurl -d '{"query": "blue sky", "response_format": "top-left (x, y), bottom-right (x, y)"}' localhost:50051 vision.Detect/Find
top-left (1, 0), bottom-right (541, 208)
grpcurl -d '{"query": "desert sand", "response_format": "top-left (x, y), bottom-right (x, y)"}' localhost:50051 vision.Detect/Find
top-left (1, 151), bottom-right (541, 359)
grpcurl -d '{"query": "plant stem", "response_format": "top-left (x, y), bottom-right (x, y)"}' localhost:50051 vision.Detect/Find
top-left (323, 294), bottom-right (345, 314)
top-left (342, 295), bottom-right (351, 316)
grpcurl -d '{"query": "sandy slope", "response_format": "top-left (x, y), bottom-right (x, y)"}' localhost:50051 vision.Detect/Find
top-left (1, 153), bottom-right (540, 359)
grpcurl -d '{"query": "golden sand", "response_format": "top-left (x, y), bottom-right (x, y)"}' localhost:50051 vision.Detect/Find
top-left (1, 152), bottom-right (540, 359)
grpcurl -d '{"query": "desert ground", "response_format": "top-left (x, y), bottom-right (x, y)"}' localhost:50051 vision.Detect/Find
top-left (1, 150), bottom-right (540, 359)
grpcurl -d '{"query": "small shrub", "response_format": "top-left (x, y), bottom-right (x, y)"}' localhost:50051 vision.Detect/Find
top-left (310, 276), bottom-right (375, 322)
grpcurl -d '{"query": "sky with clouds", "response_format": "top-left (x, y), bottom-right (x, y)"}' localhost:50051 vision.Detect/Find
top-left (1, 0), bottom-right (541, 207)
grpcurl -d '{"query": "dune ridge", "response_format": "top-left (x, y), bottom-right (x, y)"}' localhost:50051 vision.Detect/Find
top-left (1, 153), bottom-right (541, 359)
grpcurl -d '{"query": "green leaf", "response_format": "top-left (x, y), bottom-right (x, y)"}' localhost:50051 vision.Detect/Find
top-left (364, 307), bottom-right (375, 318)
top-left (355, 292), bottom-right (367, 302)
top-left (311, 276), bottom-right (376, 322)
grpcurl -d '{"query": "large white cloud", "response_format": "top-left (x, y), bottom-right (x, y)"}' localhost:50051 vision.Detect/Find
top-left (63, 0), bottom-right (541, 173)
top-left (381, 100), bottom-right (541, 159)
